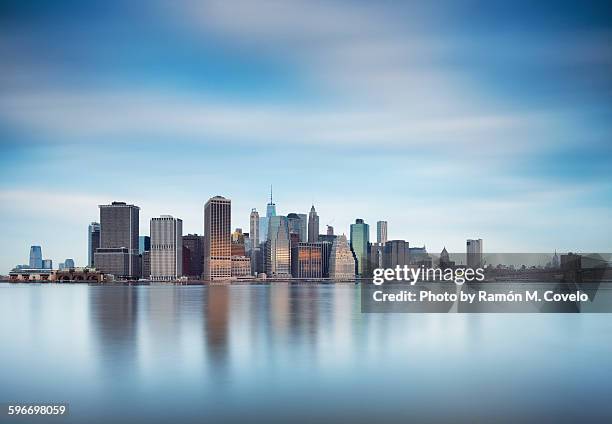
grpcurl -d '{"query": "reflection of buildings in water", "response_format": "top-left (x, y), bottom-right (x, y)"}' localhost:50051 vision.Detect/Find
top-left (205, 285), bottom-right (230, 369)
top-left (269, 283), bottom-right (290, 337)
top-left (88, 286), bottom-right (139, 370)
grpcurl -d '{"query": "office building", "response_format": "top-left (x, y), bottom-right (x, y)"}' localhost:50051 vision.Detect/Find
top-left (259, 187), bottom-right (276, 242)
top-left (377, 221), bottom-right (388, 245)
top-left (250, 209), bottom-right (260, 247)
top-left (288, 213), bottom-right (307, 242)
top-left (439, 247), bottom-right (455, 270)
top-left (409, 246), bottom-right (433, 267)
top-left (291, 242), bottom-right (323, 279)
top-left (29, 246), bottom-right (43, 269)
top-left (350, 218), bottom-right (369, 276)
top-left (383, 240), bottom-right (409, 268)
top-left (150, 215), bottom-right (183, 281)
top-left (42, 259), bottom-right (53, 270)
top-left (183, 234), bottom-right (204, 278)
top-left (88, 222), bottom-right (101, 267)
top-left (95, 201), bottom-right (140, 279)
top-left (467, 238), bottom-right (483, 269)
top-left (308, 205), bottom-right (319, 243)
top-left (203, 196), bottom-right (232, 281)
top-left (231, 256), bottom-right (252, 278)
top-left (141, 251), bottom-right (151, 279)
top-left (64, 258), bottom-right (75, 268)
top-left (327, 225), bottom-right (334, 236)
top-left (138, 235), bottom-right (151, 254)
top-left (329, 235), bottom-right (356, 280)
top-left (266, 215), bottom-right (291, 278)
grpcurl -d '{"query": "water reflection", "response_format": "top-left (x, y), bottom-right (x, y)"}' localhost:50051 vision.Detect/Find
top-left (1, 282), bottom-right (612, 423)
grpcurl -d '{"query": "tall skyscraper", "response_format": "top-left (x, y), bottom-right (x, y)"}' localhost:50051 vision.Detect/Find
top-left (29, 246), bottom-right (43, 269)
top-left (250, 209), bottom-right (260, 247)
top-left (266, 215), bottom-right (291, 277)
top-left (150, 215), bottom-right (183, 281)
top-left (377, 221), bottom-right (388, 245)
top-left (350, 218), bottom-right (370, 276)
top-left (203, 196), bottom-right (231, 281)
top-left (467, 238), bottom-right (483, 268)
top-left (329, 235), bottom-right (356, 280)
top-left (259, 187), bottom-right (276, 242)
top-left (88, 222), bottom-right (101, 267)
top-left (183, 234), bottom-right (204, 278)
top-left (308, 205), bottom-right (319, 243)
top-left (327, 225), bottom-right (334, 236)
top-left (95, 201), bottom-right (140, 279)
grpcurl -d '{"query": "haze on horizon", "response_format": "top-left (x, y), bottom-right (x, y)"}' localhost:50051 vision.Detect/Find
top-left (1, 0), bottom-right (611, 272)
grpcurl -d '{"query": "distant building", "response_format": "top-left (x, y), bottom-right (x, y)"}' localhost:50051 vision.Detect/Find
top-left (327, 225), bottom-right (334, 236)
top-left (138, 235), bottom-right (151, 254)
top-left (150, 215), bottom-right (183, 281)
top-left (42, 259), bottom-right (53, 270)
top-left (318, 241), bottom-right (332, 278)
top-left (231, 256), bottom-right (252, 278)
top-left (183, 234), bottom-right (204, 278)
top-left (141, 251), bottom-right (151, 279)
top-left (259, 186), bottom-right (276, 242)
top-left (329, 235), bottom-right (356, 280)
top-left (467, 238), bottom-right (483, 268)
top-left (203, 196), bottom-right (232, 281)
top-left (377, 221), bottom-right (388, 245)
top-left (409, 246), bottom-right (432, 267)
top-left (291, 242), bottom-right (323, 279)
top-left (288, 213), bottom-right (307, 242)
top-left (250, 209), bottom-right (260, 248)
top-left (308, 205), bottom-right (320, 243)
top-left (266, 215), bottom-right (291, 278)
top-left (95, 201), bottom-right (140, 279)
top-left (29, 246), bottom-right (43, 269)
top-left (64, 258), bottom-right (75, 268)
top-left (383, 240), bottom-right (409, 268)
top-left (350, 219), bottom-right (369, 276)
top-left (88, 223), bottom-right (101, 267)
top-left (439, 247), bottom-right (455, 270)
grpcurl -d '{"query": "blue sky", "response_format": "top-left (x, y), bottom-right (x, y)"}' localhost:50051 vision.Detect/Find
top-left (1, 0), bottom-right (611, 271)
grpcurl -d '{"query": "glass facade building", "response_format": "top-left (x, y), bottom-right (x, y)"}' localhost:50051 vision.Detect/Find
top-left (350, 219), bottom-right (369, 276)
top-left (266, 216), bottom-right (291, 278)
top-left (88, 222), bottom-right (101, 267)
top-left (29, 246), bottom-right (43, 269)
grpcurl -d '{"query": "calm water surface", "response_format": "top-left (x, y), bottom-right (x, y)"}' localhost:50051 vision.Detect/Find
top-left (1, 282), bottom-right (612, 423)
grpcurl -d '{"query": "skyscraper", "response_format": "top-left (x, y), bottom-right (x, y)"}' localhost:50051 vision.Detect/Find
top-left (467, 238), bottom-right (483, 269)
top-left (64, 258), bottom-right (75, 268)
top-left (308, 205), bottom-right (319, 243)
top-left (377, 221), bottom-right (388, 245)
top-left (383, 240), bottom-right (409, 268)
top-left (259, 187), bottom-right (276, 242)
top-left (42, 259), bottom-right (53, 270)
top-left (266, 215), bottom-right (291, 278)
top-left (183, 234), bottom-right (204, 278)
top-left (88, 222), bottom-right (100, 267)
top-left (287, 213), bottom-right (307, 242)
top-left (95, 201), bottom-right (140, 279)
top-left (350, 218), bottom-right (370, 276)
top-left (250, 209), bottom-right (260, 247)
top-left (29, 246), bottom-right (42, 269)
top-left (327, 225), bottom-right (334, 236)
top-left (329, 234), bottom-right (356, 280)
top-left (203, 196), bottom-right (232, 281)
top-left (150, 215), bottom-right (183, 281)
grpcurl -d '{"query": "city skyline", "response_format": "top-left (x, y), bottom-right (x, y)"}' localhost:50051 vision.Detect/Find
top-left (1, 1), bottom-right (612, 272)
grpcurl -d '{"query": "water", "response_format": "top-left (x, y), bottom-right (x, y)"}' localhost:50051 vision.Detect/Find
top-left (1, 282), bottom-right (612, 423)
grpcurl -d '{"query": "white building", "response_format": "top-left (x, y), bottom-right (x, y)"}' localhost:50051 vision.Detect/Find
top-left (329, 234), bottom-right (356, 281)
top-left (150, 215), bottom-right (183, 281)
top-left (204, 196), bottom-right (232, 281)
top-left (376, 221), bottom-right (388, 245)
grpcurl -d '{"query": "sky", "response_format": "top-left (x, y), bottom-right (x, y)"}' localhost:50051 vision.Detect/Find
top-left (1, 0), bottom-right (611, 272)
